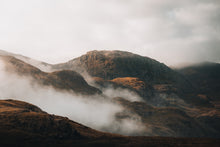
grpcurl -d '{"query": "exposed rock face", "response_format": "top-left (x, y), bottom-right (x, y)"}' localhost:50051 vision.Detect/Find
top-left (0, 55), bottom-right (101, 95)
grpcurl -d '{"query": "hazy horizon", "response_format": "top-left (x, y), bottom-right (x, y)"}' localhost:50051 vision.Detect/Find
top-left (0, 0), bottom-right (219, 66)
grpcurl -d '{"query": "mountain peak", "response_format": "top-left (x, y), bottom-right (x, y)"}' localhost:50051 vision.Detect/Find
top-left (86, 50), bottom-right (139, 58)
top-left (56, 50), bottom-right (179, 83)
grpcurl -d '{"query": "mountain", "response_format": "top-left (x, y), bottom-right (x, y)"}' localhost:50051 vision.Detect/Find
top-left (54, 50), bottom-right (188, 85)
top-left (52, 50), bottom-right (220, 137)
top-left (54, 50), bottom-right (208, 106)
top-left (0, 50), bottom-right (219, 138)
top-left (0, 55), bottom-right (101, 95)
top-left (178, 62), bottom-right (220, 102)
top-left (1, 99), bottom-right (219, 147)
top-left (0, 49), bottom-right (52, 72)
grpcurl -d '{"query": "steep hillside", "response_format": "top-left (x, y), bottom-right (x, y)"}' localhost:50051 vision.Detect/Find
top-left (54, 50), bottom-right (196, 104)
top-left (178, 62), bottom-right (220, 102)
top-left (0, 99), bottom-right (219, 147)
top-left (114, 97), bottom-right (220, 138)
top-left (0, 99), bottom-right (114, 146)
top-left (0, 99), bottom-right (106, 139)
top-left (54, 50), bottom-right (189, 85)
top-left (0, 55), bottom-right (101, 95)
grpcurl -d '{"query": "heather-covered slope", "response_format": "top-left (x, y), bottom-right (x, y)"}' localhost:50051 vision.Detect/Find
top-left (0, 99), bottom-right (115, 146)
top-left (0, 99), bottom-right (219, 147)
top-left (0, 99), bottom-right (106, 139)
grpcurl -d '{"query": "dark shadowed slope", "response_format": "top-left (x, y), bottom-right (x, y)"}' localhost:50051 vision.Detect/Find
top-left (113, 97), bottom-right (220, 138)
top-left (0, 55), bottom-right (101, 95)
top-left (178, 62), bottom-right (220, 102)
top-left (0, 99), bottom-right (116, 146)
top-left (0, 99), bottom-right (219, 147)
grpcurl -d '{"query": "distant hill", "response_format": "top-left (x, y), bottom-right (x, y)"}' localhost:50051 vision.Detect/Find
top-left (178, 62), bottom-right (220, 101)
top-left (0, 49), bottom-right (52, 72)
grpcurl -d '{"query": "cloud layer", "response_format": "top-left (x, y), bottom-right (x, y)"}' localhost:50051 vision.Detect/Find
top-left (0, 59), bottom-right (145, 135)
top-left (0, 0), bottom-right (219, 66)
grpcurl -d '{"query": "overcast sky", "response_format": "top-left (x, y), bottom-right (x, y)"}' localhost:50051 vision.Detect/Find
top-left (0, 0), bottom-right (219, 66)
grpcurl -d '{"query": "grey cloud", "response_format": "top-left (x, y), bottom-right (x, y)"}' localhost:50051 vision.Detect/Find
top-left (0, 0), bottom-right (219, 66)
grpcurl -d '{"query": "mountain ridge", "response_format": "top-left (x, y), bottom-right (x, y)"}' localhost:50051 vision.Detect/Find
top-left (0, 49), bottom-right (52, 72)
top-left (0, 55), bottom-right (101, 95)
top-left (0, 49), bottom-right (220, 139)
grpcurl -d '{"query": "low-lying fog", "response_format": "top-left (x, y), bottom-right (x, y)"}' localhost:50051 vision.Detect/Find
top-left (0, 60), bottom-right (145, 135)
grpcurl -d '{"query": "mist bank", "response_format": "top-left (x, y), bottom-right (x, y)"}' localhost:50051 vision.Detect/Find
top-left (0, 60), bottom-right (145, 136)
